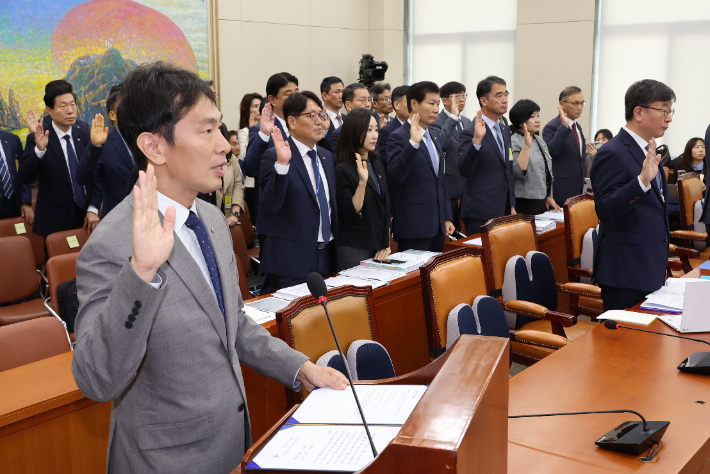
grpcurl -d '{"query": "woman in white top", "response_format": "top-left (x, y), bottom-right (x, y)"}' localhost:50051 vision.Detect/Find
top-left (237, 93), bottom-right (263, 219)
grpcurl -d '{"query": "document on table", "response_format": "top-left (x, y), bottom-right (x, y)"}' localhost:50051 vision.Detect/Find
top-left (640, 278), bottom-right (709, 312)
top-left (325, 275), bottom-right (388, 290)
top-left (246, 425), bottom-right (400, 472)
top-left (288, 385), bottom-right (427, 425)
top-left (340, 266), bottom-right (407, 282)
top-left (536, 210), bottom-right (565, 221)
top-left (596, 310), bottom-right (657, 326)
top-left (464, 237), bottom-right (483, 246)
top-left (274, 283), bottom-right (314, 301)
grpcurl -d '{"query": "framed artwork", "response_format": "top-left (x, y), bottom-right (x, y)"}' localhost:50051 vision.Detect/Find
top-left (0, 0), bottom-right (218, 143)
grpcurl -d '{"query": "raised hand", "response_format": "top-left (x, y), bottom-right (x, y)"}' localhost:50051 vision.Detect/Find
top-left (522, 123), bottom-right (532, 148)
top-left (248, 111), bottom-right (260, 128)
top-left (272, 127), bottom-right (291, 165)
top-left (472, 110), bottom-right (486, 146)
top-left (26, 109), bottom-right (38, 134)
top-left (260, 102), bottom-right (275, 136)
top-left (130, 164), bottom-right (176, 283)
top-left (90, 114), bottom-right (109, 146)
top-left (450, 94), bottom-right (460, 117)
top-left (410, 113), bottom-right (422, 144)
top-left (379, 113), bottom-right (388, 129)
top-left (586, 142), bottom-right (597, 156)
top-left (558, 105), bottom-right (570, 127)
top-left (35, 121), bottom-right (49, 152)
top-left (639, 137), bottom-right (662, 187)
top-left (322, 111), bottom-right (331, 133)
top-left (355, 153), bottom-right (369, 184)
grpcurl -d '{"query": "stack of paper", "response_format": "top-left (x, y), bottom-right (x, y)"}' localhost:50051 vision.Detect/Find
top-left (325, 275), bottom-right (388, 290)
top-left (640, 278), bottom-right (706, 313)
top-left (537, 210), bottom-right (565, 222)
top-left (340, 266), bottom-right (407, 283)
top-left (596, 310), bottom-right (657, 326)
top-left (274, 282), bottom-right (313, 301)
top-left (535, 218), bottom-right (557, 234)
top-left (464, 237), bottom-right (483, 246)
top-left (360, 250), bottom-right (436, 273)
top-left (243, 297), bottom-right (292, 323)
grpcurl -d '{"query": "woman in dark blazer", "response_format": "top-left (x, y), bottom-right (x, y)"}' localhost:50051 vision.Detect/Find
top-left (334, 108), bottom-right (391, 271)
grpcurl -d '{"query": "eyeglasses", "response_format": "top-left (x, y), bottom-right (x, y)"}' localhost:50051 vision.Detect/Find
top-left (563, 100), bottom-right (586, 107)
top-left (299, 111), bottom-right (328, 122)
top-left (640, 105), bottom-right (674, 118)
top-left (374, 97), bottom-right (391, 103)
top-left (354, 97), bottom-right (373, 104)
top-left (451, 93), bottom-right (468, 99)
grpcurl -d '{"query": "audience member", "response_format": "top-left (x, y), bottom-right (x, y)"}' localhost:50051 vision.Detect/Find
top-left (334, 108), bottom-right (391, 270)
top-left (370, 82), bottom-right (392, 128)
top-left (325, 83), bottom-right (371, 154)
top-left (509, 99), bottom-right (559, 215)
top-left (376, 85), bottom-right (409, 170)
top-left (671, 137), bottom-right (706, 184)
top-left (217, 127), bottom-right (244, 226)
top-left (543, 86), bottom-right (587, 206)
top-left (387, 81), bottom-right (454, 252)
top-left (259, 92), bottom-right (337, 292)
top-left (0, 130), bottom-right (32, 222)
top-left (458, 76), bottom-right (516, 235)
top-left (585, 129), bottom-right (613, 177)
top-left (320, 76), bottom-right (345, 153)
top-left (237, 93), bottom-right (263, 218)
top-left (701, 124), bottom-right (710, 226)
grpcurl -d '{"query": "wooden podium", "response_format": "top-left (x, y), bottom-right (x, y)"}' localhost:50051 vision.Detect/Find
top-left (232, 335), bottom-right (509, 474)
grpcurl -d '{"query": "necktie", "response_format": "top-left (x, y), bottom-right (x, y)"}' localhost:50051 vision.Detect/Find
top-left (336, 114), bottom-right (343, 128)
top-left (424, 130), bottom-right (438, 176)
top-left (645, 144), bottom-right (664, 199)
top-left (184, 211), bottom-right (226, 320)
top-left (493, 122), bottom-right (505, 158)
top-left (0, 154), bottom-right (13, 199)
top-left (457, 119), bottom-right (463, 132)
top-left (307, 150), bottom-right (331, 243)
top-left (63, 135), bottom-right (86, 209)
top-left (571, 123), bottom-right (581, 155)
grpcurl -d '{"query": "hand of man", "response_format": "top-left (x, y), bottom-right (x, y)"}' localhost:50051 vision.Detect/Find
top-left (20, 203), bottom-right (34, 224)
top-left (558, 105), bottom-right (571, 127)
top-left (511, 207), bottom-right (517, 215)
top-left (272, 127), bottom-right (292, 165)
top-left (260, 102), bottom-right (275, 136)
top-left (35, 121), bottom-right (49, 152)
top-left (409, 113), bottom-right (422, 144)
top-left (472, 110), bottom-right (486, 146)
top-left (227, 215), bottom-right (239, 227)
top-left (545, 197), bottom-right (561, 212)
top-left (639, 137), bottom-right (662, 187)
top-left (296, 360), bottom-right (349, 392)
top-left (379, 113), bottom-right (388, 130)
top-left (130, 165), bottom-right (176, 283)
top-left (445, 220), bottom-right (455, 235)
top-left (586, 142), bottom-right (597, 156)
top-left (355, 153), bottom-right (368, 184)
top-left (26, 109), bottom-right (38, 135)
top-left (90, 114), bottom-right (109, 146)
top-left (84, 211), bottom-right (100, 235)
top-left (450, 95), bottom-right (460, 117)
top-left (322, 112), bottom-right (331, 133)
top-left (374, 247), bottom-right (391, 261)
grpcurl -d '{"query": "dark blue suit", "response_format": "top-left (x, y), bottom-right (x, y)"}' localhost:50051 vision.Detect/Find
top-left (258, 137), bottom-right (338, 290)
top-left (457, 117), bottom-right (516, 235)
top-left (76, 129), bottom-right (137, 217)
top-left (0, 131), bottom-right (31, 219)
top-left (375, 118), bottom-right (402, 171)
top-left (318, 120), bottom-right (337, 153)
top-left (387, 121), bottom-right (452, 251)
top-left (591, 128), bottom-right (669, 310)
top-left (543, 115), bottom-right (586, 206)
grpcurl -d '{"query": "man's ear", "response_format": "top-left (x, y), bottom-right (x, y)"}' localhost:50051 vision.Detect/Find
top-left (136, 132), bottom-right (166, 166)
top-left (287, 116), bottom-right (297, 130)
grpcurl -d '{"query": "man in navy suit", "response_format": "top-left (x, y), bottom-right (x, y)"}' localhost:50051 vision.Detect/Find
top-left (20, 81), bottom-right (102, 240)
top-left (458, 76), bottom-right (516, 236)
top-left (76, 85), bottom-right (138, 217)
top-left (259, 91), bottom-right (338, 293)
top-left (591, 79), bottom-right (675, 311)
top-left (387, 81), bottom-right (454, 252)
top-left (543, 86), bottom-right (587, 206)
top-left (319, 76), bottom-right (344, 153)
top-left (0, 131), bottom-right (33, 221)
top-left (324, 83), bottom-right (371, 154)
top-left (376, 85), bottom-right (409, 171)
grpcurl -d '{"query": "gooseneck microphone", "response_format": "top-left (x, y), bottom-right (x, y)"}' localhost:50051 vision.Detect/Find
top-left (604, 319), bottom-right (710, 374)
top-left (306, 272), bottom-right (378, 458)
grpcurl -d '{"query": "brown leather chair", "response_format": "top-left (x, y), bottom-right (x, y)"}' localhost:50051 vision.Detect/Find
top-left (0, 236), bottom-right (50, 326)
top-left (230, 224), bottom-right (252, 275)
top-left (0, 217), bottom-right (45, 268)
top-left (671, 173), bottom-right (709, 248)
top-left (45, 228), bottom-right (89, 259)
top-left (276, 285), bottom-right (380, 403)
top-left (235, 255), bottom-right (253, 302)
top-left (238, 202), bottom-right (260, 263)
top-left (44, 253), bottom-right (79, 342)
top-left (0, 317), bottom-right (72, 372)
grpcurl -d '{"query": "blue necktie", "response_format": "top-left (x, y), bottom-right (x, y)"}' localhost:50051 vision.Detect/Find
top-left (457, 119), bottom-right (463, 132)
top-left (424, 130), bottom-right (438, 176)
top-left (645, 144), bottom-right (663, 199)
top-left (184, 211), bottom-right (226, 320)
top-left (0, 154), bottom-right (13, 199)
top-left (63, 135), bottom-right (86, 209)
top-left (307, 150), bottom-right (331, 243)
top-left (493, 122), bottom-right (505, 158)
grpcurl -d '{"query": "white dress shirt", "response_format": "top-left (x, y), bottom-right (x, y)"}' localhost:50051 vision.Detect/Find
top-left (407, 119), bottom-right (440, 171)
top-left (0, 140), bottom-right (11, 188)
top-left (443, 107), bottom-right (463, 124)
top-left (35, 121), bottom-right (99, 215)
top-left (325, 109), bottom-right (343, 130)
top-left (568, 120), bottom-right (583, 157)
top-left (258, 114), bottom-right (290, 142)
top-left (622, 126), bottom-right (656, 193)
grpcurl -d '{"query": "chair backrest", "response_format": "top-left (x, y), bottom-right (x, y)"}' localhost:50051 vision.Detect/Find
top-left (238, 201), bottom-right (255, 247)
top-left (230, 224), bottom-right (252, 274)
top-left (235, 254), bottom-right (253, 301)
top-left (347, 340), bottom-right (395, 380)
top-left (0, 317), bottom-right (71, 371)
top-left (502, 251), bottom-right (558, 328)
top-left (563, 193), bottom-right (597, 264)
top-left (46, 253), bottom-right (78, 316)
top-left (0, 217), bottom-right (45, 267)
top-left (677, 174), bottom-right (704, 228)
top-left (316, 349), bottom-right (347, 376)
top-left (481, 216), bottom-right (538, 295)
top-left (0, 236), bottom-right (39, 304)
top-left (420, 247), bottom-right (490, 349)
top-left (45, 228), bottom-right (89, 259)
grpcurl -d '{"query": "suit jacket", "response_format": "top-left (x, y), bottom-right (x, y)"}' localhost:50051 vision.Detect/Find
top-left (76, 129), bottom-right (137, 217)
top-left (19, 121), bottom-right (102, 237)
top-left (72, 195), bottom-right (308, 474)
top-left (374, 117), bottom-right (402, 171)
top-left (387, 122), bottom-right (452, 239)
top-left (511, 133), bottom-right (554, 200)
top-left (259, 138), bottom-right (339, 279)
top-left (216, 159), bottom-right (245, 217)
top-left (457, 117), bottom-right (516, 221)
top-left (430, 111), bottom-right (471, 200)
top-left (590, 128), bottom-right (669, 292)
top-left (0, 131), bottom-right (31, 215)
top-left (543, 115), bottom-right (586, 206)
top-left (318, 120), bottom-right (337, 153)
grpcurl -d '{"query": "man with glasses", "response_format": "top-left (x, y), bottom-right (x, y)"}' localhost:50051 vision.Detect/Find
top-left (591, 79), bottom-right (674, 311)
top-left (543, 86), bottom-right (587, 206)
top-left (370, 82), bottom-right (393, 128)
top-left (324, 83), bottom-right (371, 154)
top-left (259, 91), bottom-right (338, 292)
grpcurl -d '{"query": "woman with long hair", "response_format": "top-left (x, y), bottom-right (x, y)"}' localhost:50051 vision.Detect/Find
top-left (237, 93), bottom-right (263, 219)
top-left (672, 137), bottom-right (706, 184)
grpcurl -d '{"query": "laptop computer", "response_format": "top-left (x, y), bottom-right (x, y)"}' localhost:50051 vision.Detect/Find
top-left (659, 281), bottom-right (710, 333)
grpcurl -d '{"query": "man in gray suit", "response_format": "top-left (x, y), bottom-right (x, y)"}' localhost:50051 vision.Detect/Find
top-left (431, 81), bottom-right (471, 231)
top-left (72, 63), bottom-right (347, 474)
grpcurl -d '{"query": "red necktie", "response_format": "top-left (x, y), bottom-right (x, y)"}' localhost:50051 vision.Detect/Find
top-left (571, 123), bottom-right (581, 155)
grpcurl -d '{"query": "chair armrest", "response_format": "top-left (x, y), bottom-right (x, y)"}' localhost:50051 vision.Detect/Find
top-left (670, 244), bottom-right (700, 259)
top-left (514, 330), bottom-right (570, 350)
top-left (667, 260), bottom-right (683, 272)
top-left (559, 282), bottom-right (602, 298)
top-left (671, 230), bottom-right (708, 241)
top-left (501, 299), bottom-right (577, 327)
top-left (567, 267), bottom-right (593, 278)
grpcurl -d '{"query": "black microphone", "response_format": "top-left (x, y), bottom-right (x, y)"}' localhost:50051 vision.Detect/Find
top-left (604, 319), bottom-right (710, 374)
top-left (509, 409), bottom-right (669, 460)
top-left (306, 272), bottom-right (378, 458)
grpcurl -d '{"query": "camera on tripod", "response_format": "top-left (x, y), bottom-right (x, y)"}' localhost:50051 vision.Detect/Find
top-left (358, 54), bottom-right (388, 88)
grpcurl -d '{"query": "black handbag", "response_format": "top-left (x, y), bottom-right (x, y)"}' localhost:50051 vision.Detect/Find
top-left (57, 278), bottom-right (79, 333)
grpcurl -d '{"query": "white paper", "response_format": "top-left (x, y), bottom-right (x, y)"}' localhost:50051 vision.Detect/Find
top-left (596, 310), bottom-right (657, 326)
top-left (464, 237), bottom-right (483, 246)
top-left (325, 275), bottom-right (388, 290)
top-left (340, 266), bottom-right (407, 282)
top-left (247, 425), bottom-right (400, 472)
top-left (274, 283), bottom-right (314, 301)
top-left (242, 305), bottom-right (276, 324)
top-left (290, 385), bottom-right (427, 425)
top-left (246, 297), bottom-right (292, 313)
top-left (537, 210), bottom-right (565, 221)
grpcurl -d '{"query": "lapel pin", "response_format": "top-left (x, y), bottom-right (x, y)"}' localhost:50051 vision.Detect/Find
top-left (211, 227), bottom-right (214, 232)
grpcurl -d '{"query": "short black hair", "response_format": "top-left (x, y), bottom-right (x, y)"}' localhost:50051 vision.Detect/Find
top-left (335, 108), bottom-right (378, 163)
top-left (392, 85), bottom-right (409, 103)
top-left (559, 86), bottom-right (582, 102)
top-left (440, 81), bottom-right (466, 99)
top-left (44, 81), bottom-right (76, 108)
top-left (624, 79), bottom-right (676, 121)
top-left (594, 129), bottom-right (613, 141)
top-left (320, 76), bottom-right (343, 94)
top-left (45, 80), bottom-right (73, 93)
top-left (283, 91), bottom-right (323, 130)
top-left (343, 83), bottom-right (368, 104)
top-left (407, 81), bottom-right (439, 112)
top-left (259, 96), bottom-right (269, 114)
top-left (266, 72), bottom-right (299, 99)
top-left (476, 76), bottom-right (506, 107)
top-left (369, 83), bottom-right (391, 100)
top-left (509, 99), bottom-right (540, 132)
top-left (106, 83), bottom-right (123, 113)
top-left (117, 62), bottom-right (216, 171)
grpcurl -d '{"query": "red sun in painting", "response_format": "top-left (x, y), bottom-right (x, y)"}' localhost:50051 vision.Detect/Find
top-left (51, 0), bottom-right (198, 73)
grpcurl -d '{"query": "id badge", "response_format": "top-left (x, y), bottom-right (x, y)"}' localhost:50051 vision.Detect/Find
top-left (509, 147), bottom-right (513, 161)
top-left (224, 195), bottom-right (232, 209)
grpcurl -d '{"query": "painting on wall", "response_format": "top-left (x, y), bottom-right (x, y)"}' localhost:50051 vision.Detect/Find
top-left (0, 0), bottom-right (214, 143)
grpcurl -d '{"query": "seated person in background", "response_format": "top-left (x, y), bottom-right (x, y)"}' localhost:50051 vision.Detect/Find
top-left (218, 127), bottom-right (244, 227)
top-left (325, 83), bottom-right (372, 152)
top-left (509, 99), bottom-right (560, 215)
top-left (334, 108), bottom-right (391, 271)
top-left (0, 129), bottom-right (33, 222)
top-left (671, 137), bottom-right (706, 185)
top-left (237, 92), bottom-right (263, 219)
top-left (259, 92), bottom-right (338, 293)
top-left (585, 129), bottom-right (613, 178)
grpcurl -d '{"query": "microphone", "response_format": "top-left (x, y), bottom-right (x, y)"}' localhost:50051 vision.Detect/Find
top-left (306, 272), bottom-right (378, 458)
top-left (604, 319), bottom-right (710, 374)
top-left (509, 409), bottom-right (669, 460)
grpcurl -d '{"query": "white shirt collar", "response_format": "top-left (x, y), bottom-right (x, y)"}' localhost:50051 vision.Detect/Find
top-left (291, 137), bottom-right (317, 159)
top-left (325, 109), bottom-right (340, 121)
top-left (481, 113), bottom-right (499, 130)
top-left (156, 191), bottom-right (198, 233)
top-left (396, 117), bottom-right (405, 125)
top-left (52, 121), bottom-right (72, 140)
top-left (443, 108), bottom-right (460, 121)
top-left (622, 126), bottom-right (650, 154)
